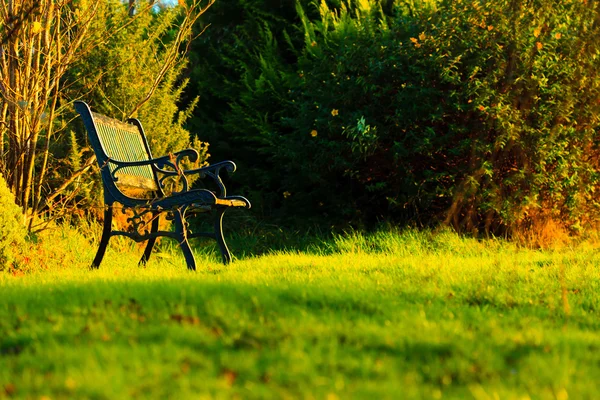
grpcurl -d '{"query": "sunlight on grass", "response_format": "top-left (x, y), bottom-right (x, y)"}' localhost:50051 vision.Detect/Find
top-left (2, 227), bottom-right (600, 399)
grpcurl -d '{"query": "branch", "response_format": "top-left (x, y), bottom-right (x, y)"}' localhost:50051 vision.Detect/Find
top-left (0, 2), bottom-right (41, 46)
top-left (42, 155), bottom-right (96, 206)
top-left (126, 0), bottom-right (214, 118)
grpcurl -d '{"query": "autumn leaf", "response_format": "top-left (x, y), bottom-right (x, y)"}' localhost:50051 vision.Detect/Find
top-left (222, 369), bottom-right (237, 386)
top-left (3, 384), bottom-right (16, 396)
top-left (409, 37), bottom-right (421, 48)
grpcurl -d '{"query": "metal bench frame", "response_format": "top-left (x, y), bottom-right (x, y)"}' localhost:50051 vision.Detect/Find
top-left (75, 101), bottom-right (250, 270)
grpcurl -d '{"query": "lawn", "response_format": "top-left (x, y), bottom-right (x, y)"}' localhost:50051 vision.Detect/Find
top-left (2, 229), bottom-right (600, 399)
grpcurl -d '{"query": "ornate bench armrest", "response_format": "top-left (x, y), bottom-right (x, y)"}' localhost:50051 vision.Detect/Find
top-left (107, 148), bottom-right (199, 170)
top-left (106, 149), bottom-right (199, 190)
top-left (156, 160), bottom-right (237, 198)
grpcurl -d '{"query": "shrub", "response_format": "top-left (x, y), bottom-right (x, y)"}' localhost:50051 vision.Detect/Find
top-left (0, 174), bottom-right (27, 270)
top-left (188, 0), bottom-right (600, 235)
top-left (412, 0), bottom-right (600, 235)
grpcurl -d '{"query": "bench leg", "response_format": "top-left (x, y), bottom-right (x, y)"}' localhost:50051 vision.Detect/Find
top-left (214, 208), bottom-right (232, 265)
top-left (92, 206), bottom-right (113, 269)
top-left (174, 208), bottom-right (196, 271)
top-left (139, 213), bottom-right (160, 266)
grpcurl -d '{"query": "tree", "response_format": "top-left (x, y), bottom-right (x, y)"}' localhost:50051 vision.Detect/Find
top-left (0, 0), bottom-right (212, 229)
top-left (0, 0), bottom-right (99, 218)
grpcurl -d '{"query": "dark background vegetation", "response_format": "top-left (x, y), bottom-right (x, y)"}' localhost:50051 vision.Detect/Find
top-left (181, 0), bottom-right (600, 237)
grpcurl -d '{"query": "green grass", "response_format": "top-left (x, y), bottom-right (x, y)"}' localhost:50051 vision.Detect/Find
top-left (2, 228), bottom-right (600, 399)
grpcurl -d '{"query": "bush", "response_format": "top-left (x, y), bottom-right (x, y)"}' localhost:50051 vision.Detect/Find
top-left (0, 174), bottom-right (27, 270)
top-left (188, 0), bottom-right (600, 235)
top-left (409, 0), bottom-right (600, 235)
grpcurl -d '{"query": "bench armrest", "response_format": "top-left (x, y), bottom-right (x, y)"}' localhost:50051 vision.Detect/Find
top-left (106, 149), bottom-right (198, 190)
top-left (156, 160), bottom-right (237, 198)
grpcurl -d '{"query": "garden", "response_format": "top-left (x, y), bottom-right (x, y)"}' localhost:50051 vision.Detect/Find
top-left (2, 0), bottom-right (600, 398)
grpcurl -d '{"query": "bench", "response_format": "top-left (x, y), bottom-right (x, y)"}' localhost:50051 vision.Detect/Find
top-left (74, 101), bottom-right (250, 270)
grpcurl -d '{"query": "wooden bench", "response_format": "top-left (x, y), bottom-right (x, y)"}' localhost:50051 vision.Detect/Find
top-left (74, 101), bottom-right (250, 270)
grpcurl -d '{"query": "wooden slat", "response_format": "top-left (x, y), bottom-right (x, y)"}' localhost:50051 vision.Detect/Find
top-left (92, 112), bottom-right (158, 192)
top-left (214, 198), bottom-right (248, 207)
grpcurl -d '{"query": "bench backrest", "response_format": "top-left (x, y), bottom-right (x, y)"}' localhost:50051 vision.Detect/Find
top-left (74, 101), bottom-right (160, 198)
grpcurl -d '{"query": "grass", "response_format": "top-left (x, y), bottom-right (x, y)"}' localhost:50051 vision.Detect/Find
top-left (2, 227), bottom-right (600, 399)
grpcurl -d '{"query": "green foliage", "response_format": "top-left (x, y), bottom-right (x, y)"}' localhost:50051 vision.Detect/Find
top-left (183, 0), bottom-right (340, 219)
top-left (0, 174), bottom-right (27, 270)
top-left (417, 0), bottom-right (600, 235)
top-left (186, 0), bottom-right (600, 234)
top-left (73, 1), bottom-right (201, 153)
top-left (60, 1), bottom-right (208, 207)
top-left (200, 0), bottom-right (444, 226)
